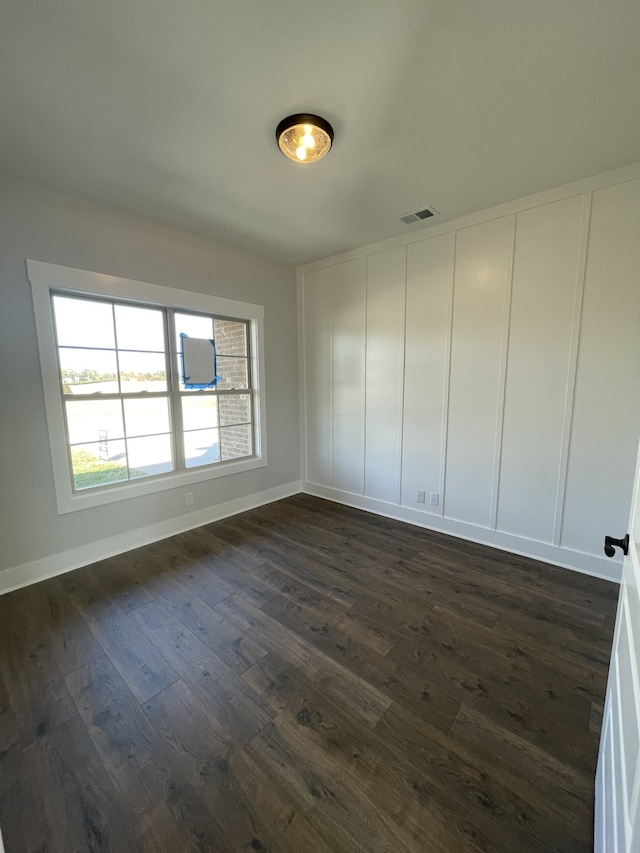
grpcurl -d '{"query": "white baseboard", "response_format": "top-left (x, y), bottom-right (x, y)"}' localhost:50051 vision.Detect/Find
top-left (303, 482), bottom-right (623, 585)
top-left (1, 478), bottom-right (621, 597)
top-left (0, 481), bottom-right (302, 596)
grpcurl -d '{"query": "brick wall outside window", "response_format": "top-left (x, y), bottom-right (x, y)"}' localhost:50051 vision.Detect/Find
top-left (215, 319), bottom-right (252, 460)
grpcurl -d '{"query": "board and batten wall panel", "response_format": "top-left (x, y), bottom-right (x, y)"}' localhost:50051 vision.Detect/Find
top-left (497, 195), bottom-right (587, 542)
top-left (300, 167), bottom-right (640, 581)
top-left (445, 216), bottom-right (514, 527)
top-left (303, 258), bottom-right (367, 492)
top-left (303, 265), bottom-right (335, 486)
top-left (561, 179), bottom-right (640, 557)
top-left (401, 233), bottom-right (454, 510)
top-left (331, 258), bottom-right (367, 495)
top-left (364, 247), bottom-right (406, 503)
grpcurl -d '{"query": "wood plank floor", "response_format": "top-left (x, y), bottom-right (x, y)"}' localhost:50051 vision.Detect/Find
top-left (0, 494), bottom-right (619, 852)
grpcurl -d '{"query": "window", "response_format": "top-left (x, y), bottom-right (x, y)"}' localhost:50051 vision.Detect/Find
top-left (29, 261), bottom-right (266, 514)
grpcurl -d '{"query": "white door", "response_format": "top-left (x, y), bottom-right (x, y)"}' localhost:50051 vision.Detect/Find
top-left (595, 436), bottom-right (640, 851)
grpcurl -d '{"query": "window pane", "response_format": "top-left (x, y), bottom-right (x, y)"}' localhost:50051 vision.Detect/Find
top-left (218, 394), bottom-right (251, 426)
top-left (71, 441), bottom-right (128, 490)
top-left (181, 337), bottom-right (217, 387)
top-left (220, 424), bottom-right (252, 461)
top-left (115, 304), bottom-right (165, 352)
top-left (178, 375), bottom-right (216, 393)
top-left (66, 399), bottom-right (124, 445)
top-left (178, 345), bottom-right (216, 392)
top-left (182, 396), bottom-right (218, 432)
top-left (123, 398), bottom-right (170, 437)
top-left (184, 428), bottom-right (220, 467)
top-left (53, 296), bottom-right (115, 349)
top-left (175, 313), bottom-right (213, 351)
top-left (59, 348), bottom-right (119, 394)
top-left (214, 319), bottom-right (247, 356)
top-left (127, 435), bottom-right (173, 478)
top-left (118, 351), bottom-right (167, 392)
top-left (216, 356), bottom-right (248, 390)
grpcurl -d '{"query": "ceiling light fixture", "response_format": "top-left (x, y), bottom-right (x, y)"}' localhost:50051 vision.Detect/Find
top-left (276, 114), bottom-right (334, 164)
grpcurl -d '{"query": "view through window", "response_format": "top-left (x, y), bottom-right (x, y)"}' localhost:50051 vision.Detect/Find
top-left (52, 294), bottom-right (254, 491)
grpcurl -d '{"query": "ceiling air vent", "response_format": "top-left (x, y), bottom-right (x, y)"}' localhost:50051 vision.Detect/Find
top-left (399, 206), bottom-right (438, 224)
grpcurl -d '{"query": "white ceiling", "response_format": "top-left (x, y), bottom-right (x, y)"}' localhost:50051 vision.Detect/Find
top-left (2, 0), bottom-right (640, 266)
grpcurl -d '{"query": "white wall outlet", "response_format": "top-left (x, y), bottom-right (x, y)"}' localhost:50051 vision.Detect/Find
top-left (185, 491), bottom-right (194, 507)
top-left (430, 492), bottom-right (439, 507)
top-left (416, 490), bottom-right (426, 503)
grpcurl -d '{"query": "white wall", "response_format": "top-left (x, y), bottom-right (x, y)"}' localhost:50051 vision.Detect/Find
top-left (0, 173), bottom-right (300, 592)
top-left (299, 165), bottom-right (640, 582)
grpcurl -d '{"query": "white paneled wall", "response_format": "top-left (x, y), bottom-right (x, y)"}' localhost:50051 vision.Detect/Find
top-left (299, 171), bottom-right (640, 581)
top-left (365, 248), bottom-right (406, 503)
top-left (497, 195), bottom-right (588, 543)
top-left (445, 216), bottom-right (514, 527)
top-left (561, 180), bottom-right (640, 559)
top-left (331, 258), bottom-right (367, 494)
top-left (303, 265), bottom-right (335, 487)
top-left (401, 233), bottom-right (454, 510)
top-left (303, 258), bottom-right (367, 492)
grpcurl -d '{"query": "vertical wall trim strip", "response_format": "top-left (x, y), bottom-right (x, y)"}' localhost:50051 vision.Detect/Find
top-left (330, 306), bottom-right (335, 488)
top-left (297, 271), bottom-right (307, 485)
top-left (491, 214), bottom-right (517, 530)
top-left (363, 256), bottom-right (369, 497)
top-left (397, 244), bottom-right (409, 506)
top-left (440, 231), bottom-right (456, 518)
top-left (553, 191), bottom-right (593, 546)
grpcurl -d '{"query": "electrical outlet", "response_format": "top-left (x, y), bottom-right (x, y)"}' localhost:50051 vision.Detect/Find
top-left (416, 490), bottom-right (426, 503)
top-left (185, 492), bottom-right (194, 507)
top-left (430, 492), bottom-right (439, 507)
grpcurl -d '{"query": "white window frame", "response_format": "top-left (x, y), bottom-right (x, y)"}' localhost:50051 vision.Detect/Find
top-left (28, 260), bottom-right (267, 515)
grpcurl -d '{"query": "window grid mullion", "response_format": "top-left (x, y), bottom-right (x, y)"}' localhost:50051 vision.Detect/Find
top-left (63, 391), bottom-right (170, 401)
top-left (110, 303), bottom-right (132, 482)
top-left (246, 321), bottom-right (256, 455)
top-left (178, 388), bottom-right (249, 397)
top-left (166, 308), bottom-right (186, 471)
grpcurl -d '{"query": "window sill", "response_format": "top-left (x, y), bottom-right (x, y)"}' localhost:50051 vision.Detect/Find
top-left (56, 454), bottom-right (268, 515)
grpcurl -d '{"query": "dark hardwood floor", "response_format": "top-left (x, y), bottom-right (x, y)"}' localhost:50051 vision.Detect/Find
top-left (0, 494), bottom-right (619, 852)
